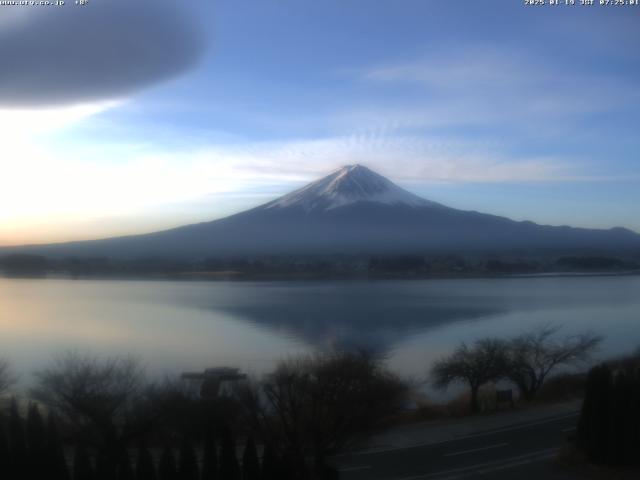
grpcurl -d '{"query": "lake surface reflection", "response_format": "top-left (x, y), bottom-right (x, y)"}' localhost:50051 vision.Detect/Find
top-left (1, 275), bottom-right (639, 384)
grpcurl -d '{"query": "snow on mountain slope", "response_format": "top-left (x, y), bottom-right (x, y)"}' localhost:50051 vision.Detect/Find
top-left (2, 164), bottom-right (639, 259)
top-left (263, 164), bottom-right (442, 212)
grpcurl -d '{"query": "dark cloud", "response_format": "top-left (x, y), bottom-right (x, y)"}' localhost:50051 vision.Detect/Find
top-left (0, 0), bottom-right (206, 107)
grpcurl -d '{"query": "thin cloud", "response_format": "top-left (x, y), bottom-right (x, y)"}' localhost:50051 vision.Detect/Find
top-left (214, 136), bottom-right (582, 184)
top-left (358, 48), bottom-right (640, 132)
top-left (0, 133), bottom-right (586, 221)
top-left (0, 0), bottom-right (206, 107)
top-left (0, 132), bottom-right (628, 246)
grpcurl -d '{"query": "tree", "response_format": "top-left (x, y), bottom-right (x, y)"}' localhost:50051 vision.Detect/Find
top-left (260, 444), bottom-right (278, 480)
top-left (73, 444), bottom-right (95, 480)
top-left (578, 364), bottom-right (613, 464)
top-left (45, 413), bottom-right (71, 480)
top-left (178, 437), bottom-right (199, 480)
top-left (140, 378), bottom-right (199, 439)
top-left (27, 403), bottom-right (48, 480)
top-left (577, 363), bottom-right (640, 467)
top-left (136, 442), bottom-right (157, 480)
top-left (95, 451), bottom-right (117, 480)
top-left (32, 353), bottom-right (146, 465)
top-left (117, 452), bottom-right (135, 480)
top-left (0, 254), bottom-right (48, 277)
top-left (158, 446), bottom-right (178, 480)
top-left (608, 371), bottom-right (633, 465)
top-left (431, 338), bottom-right (508, 413)
top-left (0, 359), bottom-right (14, 395)
top-left (139, 377), bottom-right (239, 444)
top-left (201, 428), bottom-right (218, 480)
top-left (241, 436), bottom-right (260, 480)
top-left (506, 325), bottom-right (602, 401)
top-left (219, 426), bottom-right (240, 480)
top-left (236, 350), bottom-right (408, 474)
top-left (9, 398), bottom-right (28, 478)
top-left (27, 403), bottom-right (46, 453)
top-left (0, 424), bottom-right (9, 479)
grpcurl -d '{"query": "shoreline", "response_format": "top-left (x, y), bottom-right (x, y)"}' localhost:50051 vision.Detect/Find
top-left (1, 269), bottom-right (639, 282)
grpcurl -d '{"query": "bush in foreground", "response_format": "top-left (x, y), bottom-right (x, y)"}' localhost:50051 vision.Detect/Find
top-left (577, 363), bottom-right (640, 466)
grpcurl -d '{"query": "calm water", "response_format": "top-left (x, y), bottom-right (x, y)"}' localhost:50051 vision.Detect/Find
top-left (1, 275), bottom-right (639, 386)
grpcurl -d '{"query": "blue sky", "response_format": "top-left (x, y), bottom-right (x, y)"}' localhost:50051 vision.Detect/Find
top-left (0, 0), bottom-right (638, 245)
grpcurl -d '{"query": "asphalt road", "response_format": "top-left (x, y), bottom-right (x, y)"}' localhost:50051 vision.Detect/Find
top-left (331, 412), bottom-right (580, 480)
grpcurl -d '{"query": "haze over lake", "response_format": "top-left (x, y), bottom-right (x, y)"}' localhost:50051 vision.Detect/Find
top-left (2, 275), bottom-right (639, 385)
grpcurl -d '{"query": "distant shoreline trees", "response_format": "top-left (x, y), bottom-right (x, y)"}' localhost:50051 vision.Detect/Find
top-left (1, 253), bottom-right (638, 280)
top-left (0, 254), bottom-right (49, 277)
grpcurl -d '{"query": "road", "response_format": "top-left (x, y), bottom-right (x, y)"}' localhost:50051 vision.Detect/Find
top-left (332, 412), bottom-right (580, 480)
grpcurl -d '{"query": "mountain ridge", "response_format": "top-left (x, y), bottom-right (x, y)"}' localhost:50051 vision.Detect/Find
top-left (1, 165), bottom-right (639, 259)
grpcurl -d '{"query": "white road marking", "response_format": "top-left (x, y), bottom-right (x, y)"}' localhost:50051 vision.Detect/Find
top-left (339, 465), bottom-right (372, 472)
top-left (394, 447), bottom-right (560, 480)
top-left (443, 442), bottom-right (508, 457)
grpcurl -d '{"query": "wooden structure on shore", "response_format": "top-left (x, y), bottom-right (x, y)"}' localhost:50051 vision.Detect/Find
top-left (181, 367), bottom-right (247, 399)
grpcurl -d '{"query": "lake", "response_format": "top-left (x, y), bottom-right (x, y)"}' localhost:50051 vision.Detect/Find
top-left (1, 275), bottom-right (639, 390)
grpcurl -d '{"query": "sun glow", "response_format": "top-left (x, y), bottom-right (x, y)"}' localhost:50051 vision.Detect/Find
top-left (0, 100), bottom-right (257, 245)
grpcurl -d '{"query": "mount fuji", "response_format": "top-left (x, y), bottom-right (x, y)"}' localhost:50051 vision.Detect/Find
top-left (4, 164), bottom-right (640, 259)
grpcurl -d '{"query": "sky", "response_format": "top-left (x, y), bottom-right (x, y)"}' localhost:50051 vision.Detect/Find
top-left (0, 0), bottom-right (638, 246)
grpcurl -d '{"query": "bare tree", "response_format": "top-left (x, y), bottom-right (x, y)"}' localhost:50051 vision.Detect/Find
top-left (140, 375), bottom-right (241, 440)
top-left (0, 358), bottom-right (15, 395)
top-left (31, 352), bottom-right (146, 462)
top-left (236, 350), bottom-right (408, 475)
top-left (431, 338), bottom-right (508, 414)
top-left (506, 324), bottom-right (602, 401)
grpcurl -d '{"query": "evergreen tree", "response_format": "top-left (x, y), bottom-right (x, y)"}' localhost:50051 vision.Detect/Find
top-left (0, 425), bottom-right (10, 480)
top-left (178, 437), bottom-right (199, 480)
top-left (278, 449), bottom-right (296, 480)
top-left (73, 444), bottom-right (95, 480)
top-left (9, 399), bottom-right (28, 479)
top-left (578, 366), bottom-right (601, 463)
top-left (46, 413), bottom-right (70, 480)
top-left (116, 452), bottom-right (135, 480)
top-left (575, 363), bottom-right (640, 467)
top-left (577, 368), bottom-right (594, 450)
top-left (613, 369), bottom-right (640, 466)
top-left (241, 436), bottom-right (260, 480)
top-left (26, 403), bottom-right (47, 480)
top-left (26, 404), bottom-right (46, 452)
top-left (608, 372), bottom-right (630, 465)
top-left (136, 442), bottom-right (157, 480)
top-left (314, 460), bottom-right (340, 480)
top-left (219, 427), bottom-right (239, 480)
top-left (591, 365), bottom-right (612, 465)
top-left (260, 445), bottom-right (278, 480)
top-left (159, 446), bottom-right (178, 480)
top-left (95, 451), bottom-right (117, 480)
top-left (201, 428), bottom-right (218, 480)
top-left (630, 368), bottom-right (640, 466)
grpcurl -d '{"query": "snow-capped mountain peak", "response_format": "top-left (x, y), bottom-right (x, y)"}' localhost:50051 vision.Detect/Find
top-left (265, 164), bottom-right (440, 212)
